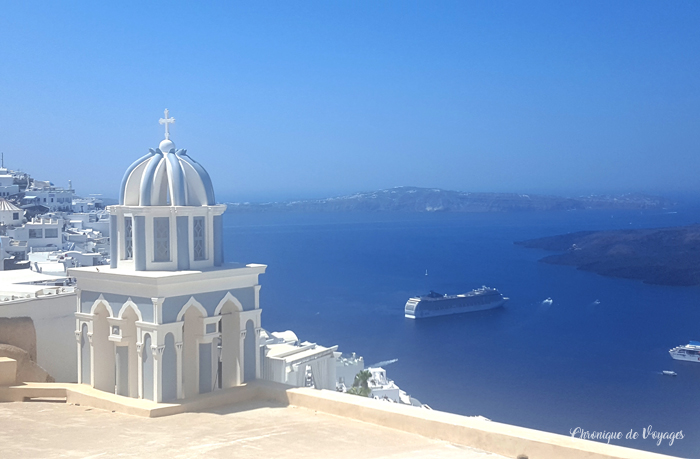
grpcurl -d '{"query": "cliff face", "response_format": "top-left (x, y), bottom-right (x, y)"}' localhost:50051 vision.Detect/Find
top-left (227, 187), bottom-right (673, 213)
top-left (516, 225), bottom-right (700, 286)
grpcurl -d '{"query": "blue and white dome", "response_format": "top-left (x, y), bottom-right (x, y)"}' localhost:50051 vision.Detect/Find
top-left (119, 138), bottom-right (216, 206)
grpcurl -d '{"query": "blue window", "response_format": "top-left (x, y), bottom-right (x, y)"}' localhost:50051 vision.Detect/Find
top-left (124, 217), bottom-right (133, 260)
top-left (153, 217), bottom-right (170, 262)
top-left (193, 217), bottom-right (205, 261)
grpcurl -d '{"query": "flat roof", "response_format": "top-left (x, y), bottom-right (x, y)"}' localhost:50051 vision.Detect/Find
top-left (0, 401), bottom-right (504, 459)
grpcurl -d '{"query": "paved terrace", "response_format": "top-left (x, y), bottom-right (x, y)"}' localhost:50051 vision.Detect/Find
top-left (0, 380), bottom-right (678, 459)
top-left (0, 400), bottom-right (504, 459)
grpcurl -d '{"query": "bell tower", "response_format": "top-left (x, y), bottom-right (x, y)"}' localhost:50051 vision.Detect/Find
top-left (71, 110), bottom-right (265, 403)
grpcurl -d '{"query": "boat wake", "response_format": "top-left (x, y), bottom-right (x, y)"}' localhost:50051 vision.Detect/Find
top-left (369, 358), bottom-right (398, 368)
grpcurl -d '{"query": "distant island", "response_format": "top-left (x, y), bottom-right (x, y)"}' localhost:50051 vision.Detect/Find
top-left (516, 225), bottom-right (700, 286)
top-left (226, 187), bottom-right (674, 213)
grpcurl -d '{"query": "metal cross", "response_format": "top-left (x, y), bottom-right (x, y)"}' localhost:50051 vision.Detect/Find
top-left (159, 109), bottom-right (175, 140)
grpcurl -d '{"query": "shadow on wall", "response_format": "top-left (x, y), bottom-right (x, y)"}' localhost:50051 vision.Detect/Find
top-left (0, 317), bottom-right (54, 383)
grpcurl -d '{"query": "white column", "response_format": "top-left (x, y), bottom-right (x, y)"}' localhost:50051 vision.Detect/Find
top-left (255, 327), bottom-right (262, 379)
top-left (154, 345), bottom-right (164, 403)
top-left (88, 330), bottom-right (95, 387)
top-left (175, 342), bottom-right (184, 399)
top-left (212, 335), bottom-right (220, 391)
top-left (136, 341), bottom-right (143, 399)
top-left (151, 297), bottom-right (164, 324)
top-left (74, 328), bottom-right (82, 384)
top-left (239, 329), bottom-right (246, 383)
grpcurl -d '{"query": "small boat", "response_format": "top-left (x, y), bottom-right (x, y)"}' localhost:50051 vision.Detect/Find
top-left (662, 371), bottom-right (677, 376)
top-left (542, 297), bottom-right (553, 306)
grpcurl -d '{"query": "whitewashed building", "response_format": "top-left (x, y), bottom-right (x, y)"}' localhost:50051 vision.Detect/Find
top-left (261, 330), bottom-right (338, 390)
top-left (0, 174), bottom-right (19, 197)
top-left (7, 217), bottom-right (64, 250)
top-left (0, 199), bottom-right (23, 226)
top-left (22, 181), bottom-right (74, 212)
top-left (70, 111), bottom-right (266, 402)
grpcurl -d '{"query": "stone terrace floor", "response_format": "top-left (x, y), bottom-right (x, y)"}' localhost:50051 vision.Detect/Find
top-left (0, 400), bottom-right (508, 459)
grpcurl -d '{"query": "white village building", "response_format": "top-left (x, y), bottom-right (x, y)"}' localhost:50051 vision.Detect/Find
top-left (70, 111), bottom-right (266, 402)
top-left (260, 329), bottom-right (338, 390)
top-left (0, 198), bottom-right (24, 226)
top-left (22, 180), bottom-right (75, 212)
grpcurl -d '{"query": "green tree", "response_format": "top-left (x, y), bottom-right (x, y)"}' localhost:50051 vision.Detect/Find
top-left (347, 370), bottom-right (372, 397)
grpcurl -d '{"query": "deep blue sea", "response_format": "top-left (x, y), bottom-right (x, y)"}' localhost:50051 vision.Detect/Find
top-left (224, 206), bottom-right (700, 458)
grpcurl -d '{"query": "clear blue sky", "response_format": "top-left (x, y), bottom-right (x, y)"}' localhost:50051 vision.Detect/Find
top-left (1, 1), bottom-right (698, 202)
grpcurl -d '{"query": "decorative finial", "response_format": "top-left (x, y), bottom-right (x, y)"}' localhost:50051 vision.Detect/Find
top-left (159, 109), bottom-right (175, 140)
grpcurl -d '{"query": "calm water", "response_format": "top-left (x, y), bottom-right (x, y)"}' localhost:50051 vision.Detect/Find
top-left (224, 207), bottom-right (700, 458)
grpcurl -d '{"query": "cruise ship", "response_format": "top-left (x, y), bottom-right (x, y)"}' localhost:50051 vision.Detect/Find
top-left (669, 341), bottom-right (700, 362)
top-left (404, 287), bottom-right (507, 319)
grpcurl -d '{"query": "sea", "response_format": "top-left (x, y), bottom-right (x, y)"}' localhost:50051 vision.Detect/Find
top-left (224, 204), bottom-right (700, 458)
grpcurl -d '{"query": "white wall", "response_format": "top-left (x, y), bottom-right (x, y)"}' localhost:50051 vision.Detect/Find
top-left (0, 293), bottom-right (77, 382)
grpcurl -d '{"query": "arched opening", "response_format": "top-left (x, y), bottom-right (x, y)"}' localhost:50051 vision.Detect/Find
top-left (162, 333), bottom-right (177, 401)
top-left (182, 305), bottom-right (204, 397)
top-left (142, 333), bottom-right (154, 400)
top-left (80, 323), bottom-right (90, 384)
top-left (218, 300), bottom-right (242, 388)
top-left (116, 306), bottom-right (139, 397)
top-left (244, 320), bottom-right (256, 383)
top-left (92, 303), bottom-right (115, 393)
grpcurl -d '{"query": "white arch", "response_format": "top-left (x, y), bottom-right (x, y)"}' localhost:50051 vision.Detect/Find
top-left (117, 299), bottom-right (144, 322)
top-left (214, 292), bottom-right (244, 315)
top-left (90, 295), bottom-right (114, 317)
top-left (176, 297), bottom-right (208, 321)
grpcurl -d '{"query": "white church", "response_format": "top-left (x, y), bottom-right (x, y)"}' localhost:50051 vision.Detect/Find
top-left (70, 111), bottom-right (266, 402)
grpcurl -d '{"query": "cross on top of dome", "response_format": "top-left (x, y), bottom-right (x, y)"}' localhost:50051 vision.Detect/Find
top-left (159, 109), bottom-right (175, 140)
top-left (158, 109), bottom-right (176, 152)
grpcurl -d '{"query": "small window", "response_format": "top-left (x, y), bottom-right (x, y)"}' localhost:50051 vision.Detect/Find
top-left (12, 212), bottom-right (18, 220)
top-left (193, 217), bottom-right (205, 261)
top-left (28, 229), bottom-right (42, 238)
top-left (44, 228), bottom-right (58, 238)
top-left (43, 198), bottom-right (46, 202)
top-left (124, 217), bottom-right (133, 260)
top-left (153, 217), bottom-right (170, 262)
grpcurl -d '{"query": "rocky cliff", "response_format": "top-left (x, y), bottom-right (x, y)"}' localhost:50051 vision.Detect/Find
top-left (516, 225), bottom-right (700, 286)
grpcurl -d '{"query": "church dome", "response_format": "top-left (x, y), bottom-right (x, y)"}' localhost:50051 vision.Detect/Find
top-left (119, 110), bottom-right (216, 207)
top-left (119, 142), bottom-right (216, 206)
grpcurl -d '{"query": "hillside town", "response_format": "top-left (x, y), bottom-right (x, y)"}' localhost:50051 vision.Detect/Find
top-left (0, 162), bottom-right (108, 275)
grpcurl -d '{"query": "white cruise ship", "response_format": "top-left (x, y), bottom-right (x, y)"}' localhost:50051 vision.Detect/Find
top-left (669, 341), bottom-right (700, 362)
top-left (405, 287), bottom-right (507, 319)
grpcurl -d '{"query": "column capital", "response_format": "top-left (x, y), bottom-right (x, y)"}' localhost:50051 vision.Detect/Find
top-left (152, 345), bottom-right (165, 358)
top-left (175, 342), bottom-right (184, 351)
top-left (87, 332), bottom-right (93, 344)
top-left (240, 330), bottom-right (247, 340)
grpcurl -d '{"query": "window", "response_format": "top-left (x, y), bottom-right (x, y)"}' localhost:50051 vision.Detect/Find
top-left (124, 217), bottom-right (133, 260)
top-left (12, 213), bottom-right (18, 220)
top-left (193, 217), bottom-right (205, 261)
top-left (153, 217), bottom-right (170, 262)
top-left (28, 229), bottom-right (42, 238)
top-left (44, 228), bottom-right (58, 238)
top-left (43, 198), bottom-right (46, 202)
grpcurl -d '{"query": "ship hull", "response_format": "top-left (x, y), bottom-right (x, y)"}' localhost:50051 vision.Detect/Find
top-left (669, 350), bottom-right (700, 362)
top-left (405, 291), bottom-right (507, 319)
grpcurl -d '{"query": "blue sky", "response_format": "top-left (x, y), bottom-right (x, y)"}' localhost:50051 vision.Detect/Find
top-left (1, 1), bottom-right (698, 202)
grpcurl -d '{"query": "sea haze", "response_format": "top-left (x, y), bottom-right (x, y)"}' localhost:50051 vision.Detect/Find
top-left (224, 205), bottom-right (700, 458)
